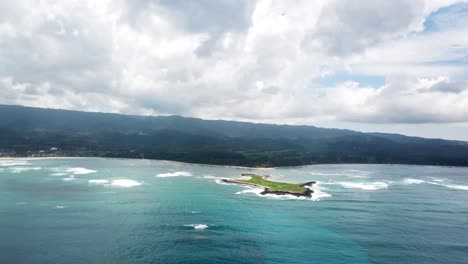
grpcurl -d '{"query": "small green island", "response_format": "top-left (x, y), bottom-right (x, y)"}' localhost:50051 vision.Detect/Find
top-left (221, 173), bottom-right (315, 198)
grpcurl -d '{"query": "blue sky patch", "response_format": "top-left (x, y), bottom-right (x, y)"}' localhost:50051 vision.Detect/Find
top-left (424, 3), bottom-right (468, 32)
top-left (312, 72), bottom-right (385, 88)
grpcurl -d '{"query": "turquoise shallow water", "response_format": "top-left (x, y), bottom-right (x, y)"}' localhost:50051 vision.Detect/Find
top-left (0, 158), bottom-right (467, 264)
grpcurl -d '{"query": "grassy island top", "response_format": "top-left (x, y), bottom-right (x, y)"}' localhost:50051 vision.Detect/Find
top-left (234, 173), bottom-right (306, 193)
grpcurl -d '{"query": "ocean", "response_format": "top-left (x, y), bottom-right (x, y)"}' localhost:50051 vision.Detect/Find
top-left (0, 158), bottom-right (467, 263)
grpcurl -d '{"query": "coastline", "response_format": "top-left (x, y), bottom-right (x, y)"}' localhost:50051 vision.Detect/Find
top-left (0, 156), bottom-right (87, 161)
top-left (1, 155), bottom-right (466, 169)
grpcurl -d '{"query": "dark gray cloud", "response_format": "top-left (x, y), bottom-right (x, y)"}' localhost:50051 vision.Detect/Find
top-left (429, 79), bottom-right (467, 93)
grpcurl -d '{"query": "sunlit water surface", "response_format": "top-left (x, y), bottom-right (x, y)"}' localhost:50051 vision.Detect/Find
top-left (1, 158), bottom-right (467, 263)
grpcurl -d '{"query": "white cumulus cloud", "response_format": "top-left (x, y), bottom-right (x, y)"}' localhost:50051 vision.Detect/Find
top-left (0, 0), bottom-right (468, 139)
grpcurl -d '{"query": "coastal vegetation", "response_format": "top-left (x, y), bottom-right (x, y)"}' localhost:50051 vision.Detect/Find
top-left (221, 174), bottom-right (314, 197)
top-left (235, 174), bottom-right (305, 192)
top-left (1, 105), bottom-right (468, 167)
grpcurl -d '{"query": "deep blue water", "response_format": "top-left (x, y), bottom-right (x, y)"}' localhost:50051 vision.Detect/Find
top-left (0, 158), bottom-right (467, 264)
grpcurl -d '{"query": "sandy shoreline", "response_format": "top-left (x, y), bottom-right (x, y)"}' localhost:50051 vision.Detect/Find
top-left (0, 156), bottom-right (86, 161)
top-left (0, 156), bottom-right (278, 169)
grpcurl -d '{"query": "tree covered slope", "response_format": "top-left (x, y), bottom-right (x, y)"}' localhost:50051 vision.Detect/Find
top-left (1, 104), bottom-right (468, 167)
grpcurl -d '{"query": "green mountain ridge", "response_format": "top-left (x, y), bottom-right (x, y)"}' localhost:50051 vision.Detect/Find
top-left (1, 104), bottom-right (467, 167)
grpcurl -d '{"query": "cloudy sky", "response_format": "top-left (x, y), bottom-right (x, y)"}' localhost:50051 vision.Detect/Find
top-left (1, 0), bottom-right (468, 140)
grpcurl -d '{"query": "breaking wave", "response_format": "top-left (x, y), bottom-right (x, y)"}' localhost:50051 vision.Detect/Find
top-left (234, 185), bottom-right (332, 201)
top-left (9, 167), bottom-right (42, 173)
top-left (88, 179), bottom-right (110, 185)
top-left (88, 178), bottom-right (143, 187)
top-left (324, 181), bottom-right (389, 190)
top-left (62, 176), bottom-right (75, 181)
top-left (441, 184), bottom-right (468, 191)
top-left (401, 178), bottom-right (468, 191)
top-left (0, 159), bottom-right (29, 167)
top-left (202, 175), bottom-right (222, 179)
top-left (307, 172), bottom-right (342, 176)
top-left (50, 172), bottom-right (68, 176)
top-left (235, 188), bottom-right (310, 200)
top-left (110, 179), bottom-right (143, 187)
top-left (156, 171), bottom-right (193, 177)
top-left (65, 167), bottom-right (97, 175)
top-left (403, 178), bottom-right (425, 184)
top-left (308, 182), bottom-right (332, 201)
top-left (184, 224), bottom-right (208, 230)
top-left (427, 181), bottom-right (468, 191)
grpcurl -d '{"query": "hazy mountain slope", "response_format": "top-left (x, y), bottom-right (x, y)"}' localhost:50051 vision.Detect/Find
top-left (1, 104), bottom-right (467, 167)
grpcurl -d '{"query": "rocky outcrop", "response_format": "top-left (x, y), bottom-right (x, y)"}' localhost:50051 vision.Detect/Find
top-left (260, 188), bottom-right (313, 198)
top-left (300, 181), bottom-right (316, 187)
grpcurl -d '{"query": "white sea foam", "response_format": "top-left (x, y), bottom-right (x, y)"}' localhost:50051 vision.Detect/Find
top-left (326, 181), bottom-right (389, 190)
top-left (194, 224), bottom-right (208, 230)
top-left (66, 167), bottom-right (97, 175)
top-left (258, 192), bottom-right (310, 200)
top-left (308, 170), bottom-right (370, 178)
top-left (50, 172), bottom-right (68, 176)
top-left (156, 171), bottom-right (193, 177)
top-left (203, 175), bottom-right (226, 183)
top-left (311, 190), bottom-right (332, 201)
top-left (235, 188), bottom-right (264, 196)
top-left (401, 178), bottom-right (468, 191)
top-left (55, 205), bottom-right (65, 209)
top-left (442, 184), bottom-right (468, 191)
top-left (308, 172), bottom-right (342, 176)
top-left (234, 186), bottom-right (331, 201)
top-left (347, 170), bottom-right (371, 174)
top-left (215, 179), bottom-right (229, 185)
top-left (254, 167), bottom-right (276, 171)
top-left (0, 160), bottom-right (29, 167)
top-left (88, 178), bottom-right (142, 187)
top-left (184, 224), bottom-right (208, 230)
top-left (428, 181), bottom-right (468, 191)
top-left (62, 176), bottom-right (75, 181)
top-left (10, 167), bottom-right (42, 173)
top-left (428, 177), bottom-right (446, 183)
top-left (88, 179), bottom-right (110, 185)
top-left (343, 173), bottom-right (368, 178)
top-left (308, 183), bottom-right (332, 201)
top-left (109, 179), bottom-right (143, 187)
top-left (403, 178), bottom-right (425, 184)
top-left (202, 175), bottom-right (220, 179)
